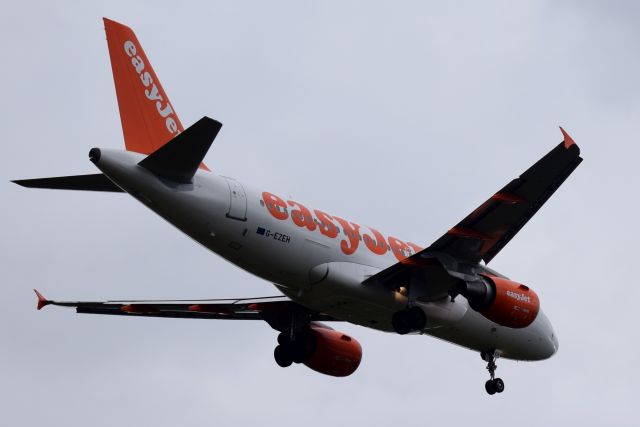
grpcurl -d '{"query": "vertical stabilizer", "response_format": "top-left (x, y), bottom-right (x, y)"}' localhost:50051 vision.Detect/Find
top-left (104, 19), bottom-right (207, 165)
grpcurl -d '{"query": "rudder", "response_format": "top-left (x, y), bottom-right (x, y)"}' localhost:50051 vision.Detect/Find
top-left (104, 19), bottom-right (193, 157)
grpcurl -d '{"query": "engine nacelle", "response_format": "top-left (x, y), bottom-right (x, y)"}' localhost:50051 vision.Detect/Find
top-left (457, 275), bottom-right (540, 328)
top-left (304, 323), bottom-right (362, 377)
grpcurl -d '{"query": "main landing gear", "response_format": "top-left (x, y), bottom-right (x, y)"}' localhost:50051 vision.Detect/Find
top-left (481, 350), bottom-right (505, 395)
top-left (273, 330), bottom-right (316, 368)
top-left (271, 304), bottom-right (316, 368)
top-left (392, 306), bottom-right (426, 335)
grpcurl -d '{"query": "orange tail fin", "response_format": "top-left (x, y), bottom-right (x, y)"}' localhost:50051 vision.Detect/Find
top-left (103, 18), bottom-right (209, 170)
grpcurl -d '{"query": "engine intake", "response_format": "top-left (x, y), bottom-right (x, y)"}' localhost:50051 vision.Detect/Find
top-left (458, 275), bottom-right (540, 328)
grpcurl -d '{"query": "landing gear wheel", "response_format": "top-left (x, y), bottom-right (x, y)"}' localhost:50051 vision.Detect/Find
top-left (277, 332), bottom-right (289, 345)
top-left (392, 310), bottom-right (411, 335)
top-left (407, 306), bottom-right (426, 330)
top-left (289, 330), bottom-right (316, 363)
top-left (274, 344), bottom-right (292, 368)
top-left (492, 378), bottom-right (505, 393)
top-left (485, 380), bottom-right (496, 395)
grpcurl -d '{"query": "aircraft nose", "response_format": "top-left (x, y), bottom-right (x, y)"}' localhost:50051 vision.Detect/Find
top-left (542, 323), bottom-right (559, 359)
top-left (551, 329), bottom-right (559, 354)
top-left (533, 311), bottom-right (558, 360)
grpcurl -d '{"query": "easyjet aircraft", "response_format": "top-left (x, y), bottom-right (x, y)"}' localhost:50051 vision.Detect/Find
top-left (14, 18), bottom-right (582, 395)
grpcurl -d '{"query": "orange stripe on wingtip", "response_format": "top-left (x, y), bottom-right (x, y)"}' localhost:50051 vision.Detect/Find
top-left (559, 126), bottom-right (576, 149)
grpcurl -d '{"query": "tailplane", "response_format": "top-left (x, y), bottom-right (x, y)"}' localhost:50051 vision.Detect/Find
top-left (138, 117), bottom-right (221, 183)
top-left (14, 116), bottom-right (220, 190)
top-left (12, 174), bottom-right (123, 192)
top-left (12, 19), bottom-right (215, 192)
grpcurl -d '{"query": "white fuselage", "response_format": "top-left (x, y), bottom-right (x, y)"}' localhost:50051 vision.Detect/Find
top-left (94, 148), bottom-right (559, 361)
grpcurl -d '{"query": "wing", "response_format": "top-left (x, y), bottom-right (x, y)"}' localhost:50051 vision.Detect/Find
top-left (367, 128), bottom-right (582, 290)
top-left (33, 290), bottom-right (338, 326)
top-left (425, 128), bottom-right (582, 264)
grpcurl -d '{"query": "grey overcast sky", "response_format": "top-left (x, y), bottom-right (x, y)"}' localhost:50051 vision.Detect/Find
top-left (2, 0), bottom-right (639, 425)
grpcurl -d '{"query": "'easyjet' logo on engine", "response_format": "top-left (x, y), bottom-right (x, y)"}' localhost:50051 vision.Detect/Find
top-left (506, 290), bottom-right (531, 303)
top-left (262, 191), bottom-right (423, 260)
top-left (123, 40), bottom-right (179, 135)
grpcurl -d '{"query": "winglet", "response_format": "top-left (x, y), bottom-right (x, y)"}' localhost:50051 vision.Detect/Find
top-left (34, 289), bottom-right (50, 310)
top-left (560, 126), bottom-right (576, 149)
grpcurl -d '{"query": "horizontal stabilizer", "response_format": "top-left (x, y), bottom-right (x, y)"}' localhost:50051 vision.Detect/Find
top-left (138, 116), bottom-right (221, 183)
top-left (12, 174), bottom-right (124, 192)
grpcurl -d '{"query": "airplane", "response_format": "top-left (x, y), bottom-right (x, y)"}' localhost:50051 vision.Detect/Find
top-left (14, 18), bottom-right (582, 395)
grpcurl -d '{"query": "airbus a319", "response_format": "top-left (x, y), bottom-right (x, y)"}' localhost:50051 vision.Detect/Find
top-left (15, 18), bottom-right (582, 395)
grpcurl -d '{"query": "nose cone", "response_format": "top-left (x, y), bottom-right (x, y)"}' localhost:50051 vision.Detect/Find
top-left (536, 311), bottom-right (559, 360)
top-left (551, 329), bottom-right (559, 353)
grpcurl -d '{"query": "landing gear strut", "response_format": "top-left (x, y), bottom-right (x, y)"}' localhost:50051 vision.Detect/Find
top-left (392, 306), bottom-right (426, 334)
top-left (271, 304), bottom-right (316, 369)
top-left (481, 350), bottom-right (505, 395)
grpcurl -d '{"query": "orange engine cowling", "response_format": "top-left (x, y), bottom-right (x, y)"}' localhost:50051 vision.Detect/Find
top-left (303, 323), bottom-right (362, 377)
top-left (458, 275), bottom-right (540, 328)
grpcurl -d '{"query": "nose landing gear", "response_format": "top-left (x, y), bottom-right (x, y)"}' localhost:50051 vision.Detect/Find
top-left (481, 350), bottom-right (505, 395)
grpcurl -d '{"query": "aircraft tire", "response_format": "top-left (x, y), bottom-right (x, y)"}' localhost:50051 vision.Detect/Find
top-left (392, 311), bottom-right (411, 335)
top-left (407, 306), bottom-right (426, 330)
top-left (277, 332), bottom-right (289, 345)
top-left (274, 344), bottom-right (293, 368)
top-left (493, 378), bottom-right (505, 393)
top-left (290, 330), bottom-right (316, 363)
top-left (485, 380), bottom-right (496, 395)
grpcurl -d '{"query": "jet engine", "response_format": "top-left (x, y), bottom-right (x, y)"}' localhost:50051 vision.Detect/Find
top-left (456, 275), bottom-right (540, 328)
top-left (304, 324), bottom-right (362, 377)
top-left (274, 323), bottom-right (362, 377)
